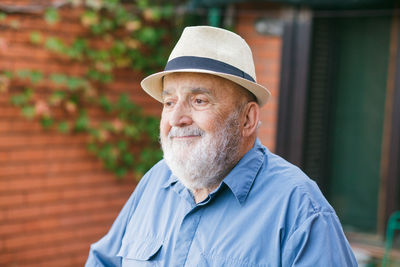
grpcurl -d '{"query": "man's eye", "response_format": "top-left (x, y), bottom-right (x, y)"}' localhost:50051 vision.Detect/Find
top-left (163, 100), bottom-right (174, 107)
top-left (194, 98), bottom-right (207, 105)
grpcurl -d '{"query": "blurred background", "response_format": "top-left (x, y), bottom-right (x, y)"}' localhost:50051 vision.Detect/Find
top-left (0, 0), bottom-right (399, 266)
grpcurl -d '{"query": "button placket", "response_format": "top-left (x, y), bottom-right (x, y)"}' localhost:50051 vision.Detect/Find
top-left (172, 206), bottom-right (204, 267)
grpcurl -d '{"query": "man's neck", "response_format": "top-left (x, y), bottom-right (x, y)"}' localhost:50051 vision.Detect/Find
top-left (239, 135), bottom-right (257, 159)
top-left (192, 186), bottom-right (217, 204)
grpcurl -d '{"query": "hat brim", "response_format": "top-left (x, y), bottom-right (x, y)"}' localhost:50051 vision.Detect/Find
top-left (140, 69), bottom-right (271, 107)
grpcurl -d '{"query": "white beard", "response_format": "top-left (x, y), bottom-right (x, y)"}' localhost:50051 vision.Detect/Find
top-left (160, 110), bottom-right (242, 192)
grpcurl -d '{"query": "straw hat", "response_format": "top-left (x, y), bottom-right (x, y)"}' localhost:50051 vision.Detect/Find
top-left (140, 26), bottom-right (271, 106)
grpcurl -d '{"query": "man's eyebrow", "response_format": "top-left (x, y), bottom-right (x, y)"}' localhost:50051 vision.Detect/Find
top-left (161, 87), bottom-right (213, 97)
top-left (190, 87), bottom-right (212, 95)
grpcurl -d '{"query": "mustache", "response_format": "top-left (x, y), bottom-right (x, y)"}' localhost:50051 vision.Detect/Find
top-left (168, 125), bottom-right (205, 138)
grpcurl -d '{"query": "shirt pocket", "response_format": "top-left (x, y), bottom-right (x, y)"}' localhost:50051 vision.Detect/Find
top-left (117, 236), bottom-right (163, 267)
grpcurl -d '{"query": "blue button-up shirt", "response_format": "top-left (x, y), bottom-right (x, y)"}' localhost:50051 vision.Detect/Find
top-left (86, 139), bottom-right (357, 266)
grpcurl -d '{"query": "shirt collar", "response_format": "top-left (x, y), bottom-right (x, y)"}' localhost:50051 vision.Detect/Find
top-left (162, 139), bottom-right (266, 205)
top-left (222, 138), bottom-right (265, 205)
top-left (162, 173), bottom-right (179, 189)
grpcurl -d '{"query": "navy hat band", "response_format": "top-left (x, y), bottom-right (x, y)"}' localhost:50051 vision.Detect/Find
top-left (164, 56), bottom-right (255, 83)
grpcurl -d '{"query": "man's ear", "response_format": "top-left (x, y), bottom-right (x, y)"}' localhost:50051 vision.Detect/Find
top-left (242, 102), bottom-right (260, 137)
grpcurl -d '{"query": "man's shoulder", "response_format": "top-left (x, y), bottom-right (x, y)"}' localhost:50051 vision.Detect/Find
top-left (254, 148), bottom-right (334, 214)
top-left (246, 148), bottom-right (337, 237)
top-left (144, 159), bottom-right (171, 178)
top-left (135, 159), bottom-right (172, 192)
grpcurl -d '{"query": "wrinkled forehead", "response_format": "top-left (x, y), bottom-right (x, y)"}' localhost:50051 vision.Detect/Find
top-left (162, 86), bottom-right (213, 99)
top-left (162, 72), bottom-right (250, 101)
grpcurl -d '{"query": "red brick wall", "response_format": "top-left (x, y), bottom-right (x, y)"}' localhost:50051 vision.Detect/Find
top-left (0, 3), bottom-right (161, 267)
top-left (235, 4), bottom-right (282, 152)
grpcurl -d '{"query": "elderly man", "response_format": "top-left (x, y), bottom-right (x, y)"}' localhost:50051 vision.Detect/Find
top-left (85, 26), bottom-right (357, 266)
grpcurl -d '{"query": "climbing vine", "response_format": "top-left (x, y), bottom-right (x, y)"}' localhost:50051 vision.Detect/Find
top-left (0, 0), bottom-right (186, 179)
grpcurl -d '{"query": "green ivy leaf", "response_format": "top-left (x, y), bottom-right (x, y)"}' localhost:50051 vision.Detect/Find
top-left (11, 94), bottom-right (27, 107)
top-left (87, 68), bottom-right (102, 81)
top-left (10, 88), bottom-right (33, 107)
top-left (50, 73), bottom-right (68, 85)
top-left (103, 0), bottom-right (119, 11)
top-left (87, 142), bottom-right (98, 153)
top-left (114, 6), bottom-right (132, 25)
top-left (0, 12), bottom-right (6, 21)
top-left (90, 18), bottom-right (114, 35)
top-left (67, 38), bottom-right (88, 60)
top-left (81, 10), bottom-right (99, 27)
top-left (25, 88), bottom-right (34, 98)
top-left (3, 70), bottom-right (13, 78)
top-left (88, 49), bottom-right (110, 61)
top-left (16, 69), bottom-right (30, 79)
top-left (75, 111), bottom-right (90, 132)
top-left (99, 73), bottom-right (113, 84)
top-left (138, 27), bottom-right (158, 45)
top-left (100, 17), bottom-right (114, 31)
top-left (115, 167), bottom-right (127, 178)
top-left (117, 94), bottom-right (132, 109)
top-left (21, 105), bottom-right (35, 119)
top-left (89, 128), bottom-right (100, 140)
top-left (99, 95), bottom-right (113, 112)
top-left (40, 116), bottom-right (54, 128)
top-left (150, 7), bottom-right (162, 21)
top-left (44, 8), bottom-right (60, 25)
top-left (161, 5), bottom-right (174, 18)
top-left (111, 40), bottom-right (127, 57)
top-left (49, 92), bottom-right (64, 105)
top-left (123, 125), bottom-right (139, 139)
top-left (30, 71), bottom-right (43, 84)
top-left (137, 0), bottom-right (149, 10)
top-left (138, 147), bottom-right (163, 174)
top-left (117, 140), bottom-right (127, 151)
top-left (98, 144), bottom-right (110, 159)
top-left (66, 49), bottom-right (82, 60)
top-left (72, 38), bottom-right (88, 51)
top-left (99, 144), bottom-right (117, 171)
top-left (67, 77), bottom-right (84, 90)
top-left (122, 152), bottom-right (134, 165)
top-left (58, 121), bottom-right (70, 133)
top-left (99, 121), bottom-right (112, 131)
top-left (144, 116), bottom-right (160, 141)
top-left (45, 37), bottom-right (66, 53)
top-left (96, 61), bottom-right (113, 72)
top-left (30, 31), bottom-right (43, 44)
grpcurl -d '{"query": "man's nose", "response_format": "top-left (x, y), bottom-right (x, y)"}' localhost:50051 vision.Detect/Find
top-left (169, 101), bottom-right (193, 127)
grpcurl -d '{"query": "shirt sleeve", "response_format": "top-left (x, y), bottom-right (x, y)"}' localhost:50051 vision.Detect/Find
top-left (84, 160), bottom-right (167, 267)
top-left (84, 189), bottom-right (138, 267)
top-left (281, 211), bottom-right (358, 267)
